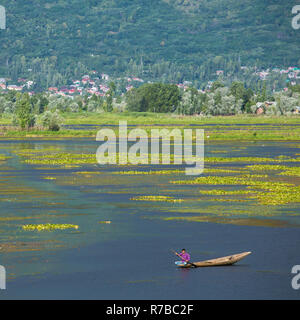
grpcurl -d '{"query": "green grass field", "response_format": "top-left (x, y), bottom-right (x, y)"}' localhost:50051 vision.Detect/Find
top-left (61, 112), bottom-right (300, 126)
top-left (1, 112), bottom-right (300, 140)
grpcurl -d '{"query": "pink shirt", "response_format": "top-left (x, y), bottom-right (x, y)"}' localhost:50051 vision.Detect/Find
top-left (179, 252), bottom-right (190, 262)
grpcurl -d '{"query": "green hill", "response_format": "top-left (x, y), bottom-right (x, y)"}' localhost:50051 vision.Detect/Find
top-left (0, 0), bottom-right (299, 88)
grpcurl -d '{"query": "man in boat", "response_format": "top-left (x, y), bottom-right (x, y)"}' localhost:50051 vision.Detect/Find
top-left (175, 249), bottom-right (191, 266)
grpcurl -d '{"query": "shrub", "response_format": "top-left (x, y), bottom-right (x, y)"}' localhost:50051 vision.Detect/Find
top-left (39, 110), bottom-right (63, 131)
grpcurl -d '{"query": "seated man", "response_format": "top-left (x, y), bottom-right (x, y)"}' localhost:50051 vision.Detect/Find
top-left (175, 249), bottom-right (191, 265)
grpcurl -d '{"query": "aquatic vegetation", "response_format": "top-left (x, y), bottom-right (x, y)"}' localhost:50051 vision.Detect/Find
top-left (131, 195), bottom-right (184, 203)
top-left (113, 169), bottom-right (185, 175)
top-left (170, 174), bottom-right (268, 186)
top-left (171, 174), bottom-right (300, 206)
top-left (0, 240), bottom-right (63, 253)
top-left (207, 198), bottom-right (250, 202)
top-left (204, 168), bottom-right (246, 174)
top-left (160, 203), bottom-right (283, 217)
top-left (246, 164), bottom-right (289, 171)
top-left (22, 223), bottom-right (79, 231)
top-left (199, 189), bottom-right (256, 195)
top-left (276, 155), bottom-right (291, 160)
top-left (205, 157), bottom-right (300, 163)
top-left (75, 171), bottom-right (103, 175)
top-left (162, 216), bottom-right (291, 228)
top-left (246, 164), bottom-right (300, 178)
top-left (0, 181), bottom-right (56, 199)
top-left (114, 168), bottom-right (244, 175)
top-left (0, 155), bottom-right (10, 161)
top-left (23, 153), bottom-right (96, 166)
top-left (210, 150), bottom-right (228, 154)
top-left (13, 147), bottom-right (62, 155)
top-left (278, 167), bottom-right (300, 177)
top-left (1, 136), bottom-right (300, 232)
top-left (253, 186), bottom-right (300, 205)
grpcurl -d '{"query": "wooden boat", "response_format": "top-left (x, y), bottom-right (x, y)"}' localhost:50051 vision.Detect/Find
top-left (177, 251), bottom-right (251, 268)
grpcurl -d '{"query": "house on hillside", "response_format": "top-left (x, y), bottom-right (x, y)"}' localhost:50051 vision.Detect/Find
top-left (7, 85), bottom-right (22, 91)
top-left (48, 87), bottom-right (58, 92)
top-left (101, 74), bottom-right (109, 81)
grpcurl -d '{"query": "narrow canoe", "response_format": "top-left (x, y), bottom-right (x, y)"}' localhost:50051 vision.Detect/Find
top-left (177, 251), bottom-right (251, 268)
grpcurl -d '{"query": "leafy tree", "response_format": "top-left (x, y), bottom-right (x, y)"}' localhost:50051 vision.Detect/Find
top-left (274, 92), bottom-right (299, 115)
top-left (230, 81), bottom-right (253, 112)
top-left (211, 81), bottom-right (225, 92)
top-left (39, 110), bottom-right (63, 131)
top-left (126, 83), bottom-right (180, 113)
top-left (106, 82), bottom-right (116, 112)
top-left (15, 93), bottom-right (35, 129)
top-left (204, 87), bottom-right (243, 115)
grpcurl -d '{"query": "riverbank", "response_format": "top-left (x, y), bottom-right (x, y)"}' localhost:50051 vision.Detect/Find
top-left (0, 113), bottom-right (300, 140)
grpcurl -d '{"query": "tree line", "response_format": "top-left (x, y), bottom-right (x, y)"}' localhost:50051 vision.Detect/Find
top-left (0, 81), bottom-right (299, 131)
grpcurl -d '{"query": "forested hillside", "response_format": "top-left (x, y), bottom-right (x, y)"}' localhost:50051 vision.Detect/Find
top-left (0, 0), bottom-right (299, 88)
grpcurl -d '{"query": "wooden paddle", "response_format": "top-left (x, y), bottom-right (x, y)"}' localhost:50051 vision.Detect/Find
top-left (171, 249), bottom-right (197, 268)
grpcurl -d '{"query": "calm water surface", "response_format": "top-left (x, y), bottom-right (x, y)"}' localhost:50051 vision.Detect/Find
top-left (0, 139), bottom-right (299, 299)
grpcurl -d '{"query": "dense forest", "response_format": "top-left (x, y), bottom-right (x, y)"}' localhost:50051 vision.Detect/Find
top-left (0, 1), bottom-right (299, 89)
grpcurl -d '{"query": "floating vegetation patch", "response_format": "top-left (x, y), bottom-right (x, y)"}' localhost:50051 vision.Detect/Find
top-left (113, 169), bottom-right (185, 175)
top-left (199, 189), bottom-right (256, 196)
top-left (75, 171), bottom-right (103, 175)
top-left (0, 213), bottom-right (68, 222)
top-left (98, 221), bottom-right (112, 224)
top-left (171, 175), bottom-right (300, 206)
top-left (114, 168), bottom-right (245, 175)
top-left (22, 223), bottom-right (79, 231)
top-left (205, 157), bottom-right (300, 163)
top-left (170, 174), bottom-right (269, 186)
top-left (161, 205), bottom-right (283, 217)
top-left (43, 176), bottom-right (56, 180)
top-left (0, 182), bottom-right (57, 199)
top-left (162, 216), bottom-right (292, 228)
top-left (23, 153), bottom-right (96, 166)
top-left (246, 165), bottom-right (289, 171)
top-left (278, 167), bottom-right (300, 177)
top-left (13, 147), bottom-right (62, 155)
top-left (206, 198), bottom-right (251, 203)
top-left (253, 185), bottom-right (300, 205)
top-left (246, 164), bottom-right (300, 177)
top-left (0, 154), bottom-right (10, 163)
top-left (209, 150), bottom-right (228, 154)
top-left (204, 168), bottom-right (246, 174)
top-left (131, 195), bottom-right (184, 203)
top-left (0, 240), bottom-right (63, 253)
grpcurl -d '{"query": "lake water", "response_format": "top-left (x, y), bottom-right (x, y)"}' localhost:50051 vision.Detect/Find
top-left (0, 138), bottom-right (299, 299)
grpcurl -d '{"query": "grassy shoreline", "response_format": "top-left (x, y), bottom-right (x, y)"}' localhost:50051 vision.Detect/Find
top-left (63, 112), bottom-right (300, 125)
top-left (0, 113), bottom-right (300, 140)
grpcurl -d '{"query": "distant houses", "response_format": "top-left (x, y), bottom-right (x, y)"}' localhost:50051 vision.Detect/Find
top-left (1, 64), bottom-right (300, 103)
top-left (7, 85), bottom-right (22, 91)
